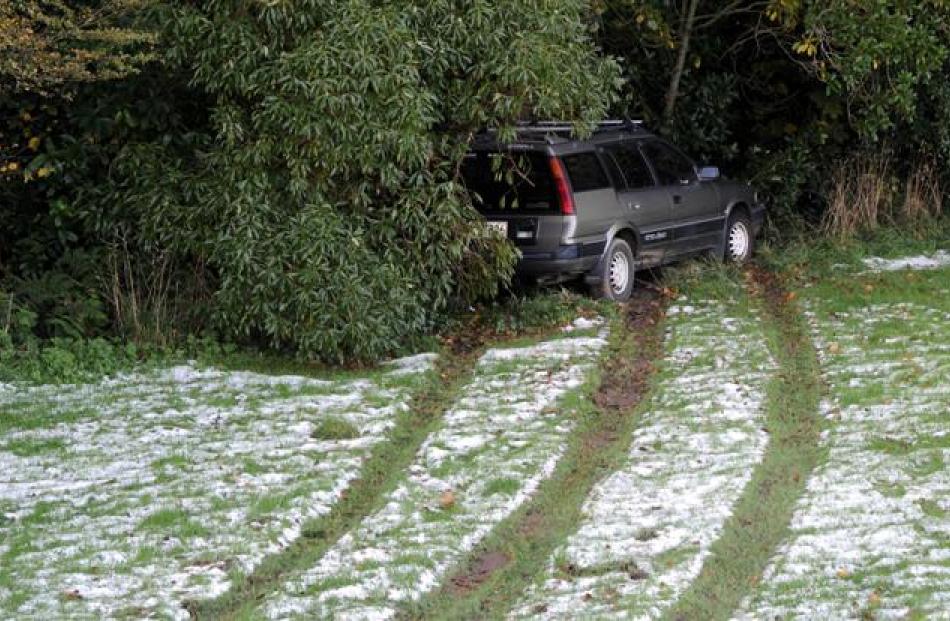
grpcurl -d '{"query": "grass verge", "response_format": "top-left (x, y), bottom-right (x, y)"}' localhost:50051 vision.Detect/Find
top-left (399, 287), bottom-right (669, 620)
top-left (663, 264), bottom-right (825, 621)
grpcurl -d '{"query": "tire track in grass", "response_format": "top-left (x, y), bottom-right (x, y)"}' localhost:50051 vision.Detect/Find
top-left (188, 341), bottom-right (484, 620)
top-left (254, 327), bottom-right (610, 620)
top-left (664, 265), bottom-right (825, 621)
top-left (507, 288), bottom-right (775, 620)
top-left (0, 360), bottom-right (435, 620)
top-left (401, 289), bottom-right (669, 620)
top-left (736, 283), bottom-right (950, 618)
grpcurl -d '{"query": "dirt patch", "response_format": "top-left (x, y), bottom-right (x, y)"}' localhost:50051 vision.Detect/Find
top-left (594, 289), bottom-right (666, 411)
top-left (449, 551), bottom-right (512, 594)
top-left (747, 265), bottom-right (788, 312)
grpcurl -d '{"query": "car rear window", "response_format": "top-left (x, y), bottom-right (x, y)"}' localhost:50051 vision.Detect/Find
top-left (561, 153), bottom-right (610, 192)
top-left (460, 151), bottom-right (556, 213)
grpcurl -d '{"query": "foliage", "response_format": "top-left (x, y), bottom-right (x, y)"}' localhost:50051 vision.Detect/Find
top-left (97, 0), bottom-right (619, 363)
top-left (0, 0), bottom-right (155, 94)
top-left (2, 0), bottom-right (950, 370)
top-left (598, 0), bottom-right (950, 232)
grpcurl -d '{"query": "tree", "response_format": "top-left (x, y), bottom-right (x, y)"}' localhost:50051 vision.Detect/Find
top-left (102, 0), bottom-right (621, 362)
top-left (0, 0), bottom-right (155, 94)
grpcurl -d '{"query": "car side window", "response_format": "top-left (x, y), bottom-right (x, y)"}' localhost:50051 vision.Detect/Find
top-left (641, 141), bottom-right (697, 186)
top-left (604, 144), bottom-right (655, 190)
top-left (561, 153), bottom-right (610, 192)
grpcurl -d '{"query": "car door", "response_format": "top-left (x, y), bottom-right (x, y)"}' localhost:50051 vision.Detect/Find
top-left (639, 140), bottom-right (722, 255)
top-left (560, 151), bottom-right (617, 245)
top-left (600, 141), bottom-right (674, 267)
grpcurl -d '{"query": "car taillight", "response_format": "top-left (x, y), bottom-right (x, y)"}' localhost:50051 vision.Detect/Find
top-left (548, 157), bottom-right (575, 216)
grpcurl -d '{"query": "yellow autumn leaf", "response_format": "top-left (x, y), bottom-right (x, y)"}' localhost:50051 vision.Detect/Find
top-left (28, 136), bottom-right (41, 151)
top-left (37, 166), bottom-right (53, 178)
top-left (7, 161), bottom-right (19, 172)
top-left (793, 37), bottom-right (818, 58)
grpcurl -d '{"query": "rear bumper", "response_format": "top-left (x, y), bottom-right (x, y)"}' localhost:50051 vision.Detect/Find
top-left (515, 243), bottom-right (601, 277)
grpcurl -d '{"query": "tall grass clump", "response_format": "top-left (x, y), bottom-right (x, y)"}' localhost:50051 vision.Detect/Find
top-left (822, 156), bottom-right (945, 238)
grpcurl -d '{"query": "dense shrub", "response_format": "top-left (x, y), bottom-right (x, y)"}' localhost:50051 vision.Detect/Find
top-left (98, 0), bottom-right (620, 362)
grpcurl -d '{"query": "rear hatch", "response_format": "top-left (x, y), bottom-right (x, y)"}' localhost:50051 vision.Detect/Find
top-left (460, 150), bottom-right (570, 248)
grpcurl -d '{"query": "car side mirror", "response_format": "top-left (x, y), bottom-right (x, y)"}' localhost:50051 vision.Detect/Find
top-left (698, 166), bottom-right (721, 181)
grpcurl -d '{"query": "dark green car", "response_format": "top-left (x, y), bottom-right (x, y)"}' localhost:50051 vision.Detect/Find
top-left (462, 120), bottom-right (765, 301)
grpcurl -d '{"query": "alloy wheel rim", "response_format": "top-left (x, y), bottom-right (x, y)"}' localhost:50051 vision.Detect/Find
top-left (729, 222), bottom-right (750, 260)
top-left (609, 251), bottom-right (630, 295)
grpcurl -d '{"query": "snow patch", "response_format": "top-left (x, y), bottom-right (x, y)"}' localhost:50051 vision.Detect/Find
top-left (562, 316), bottom-right (605, 332)
top-left (384, 352), bottom-right (440, 376)
top-left (0, 360), bottom-right (434, 619)
top-left (862, 250), bottom-right (950, 272)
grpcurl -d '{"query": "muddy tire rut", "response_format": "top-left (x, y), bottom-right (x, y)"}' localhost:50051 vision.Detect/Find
top-left (403, 287), bottom-right (670, 619)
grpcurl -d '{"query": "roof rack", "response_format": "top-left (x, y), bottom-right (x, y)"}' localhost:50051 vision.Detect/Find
top-left (473, 119), bottom-right (647, 146)
top-left (516, 119), bottom-right (647, 144)
top-left (514, 119), bottom-right (644, 135)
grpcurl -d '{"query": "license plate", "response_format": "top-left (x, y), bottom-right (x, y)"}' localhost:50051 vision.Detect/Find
top-left (487, 221), bottom-right (508, 236)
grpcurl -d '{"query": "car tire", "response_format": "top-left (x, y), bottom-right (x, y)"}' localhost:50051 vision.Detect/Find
top-left (592, 238), bottom-right (635, 302)
top-left (723, 211), bottom-right (754, 263)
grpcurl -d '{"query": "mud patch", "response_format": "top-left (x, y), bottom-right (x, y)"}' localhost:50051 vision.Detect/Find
top-left (594, 291), bottom-right (665, 411)
top-left (450, 552), bottom-right (512, 593)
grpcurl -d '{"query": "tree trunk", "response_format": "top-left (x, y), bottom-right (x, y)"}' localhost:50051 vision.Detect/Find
top-left (663, 0), bottom-right (700, 125)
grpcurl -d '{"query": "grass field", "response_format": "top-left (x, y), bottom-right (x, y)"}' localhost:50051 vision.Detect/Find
top-left (1, 234), bottom-right (947, 620)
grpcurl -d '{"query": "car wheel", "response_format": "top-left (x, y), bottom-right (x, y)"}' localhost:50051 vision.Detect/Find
top-left (593, 238), bottom-right (635, 302)
top-left (724, 212), bottom-right (754, 263)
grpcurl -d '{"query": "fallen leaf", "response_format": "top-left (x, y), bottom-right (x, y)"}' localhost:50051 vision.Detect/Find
top-left (62, 589), bottom-right (83, 601)
top-left (868, 591), bottom-right (882, 606)
top-left (439, 490), bottom-right (456, 510)
top-left (828, 342), bottom-right (841, 354)
top-left (836, 567), bottom-right (850, 579)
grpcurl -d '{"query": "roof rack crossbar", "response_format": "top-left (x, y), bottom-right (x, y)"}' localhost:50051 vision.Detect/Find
top-left (474, 118), bottom-right (647, 145)
top-left (511, 118), bottom-right (645, 135)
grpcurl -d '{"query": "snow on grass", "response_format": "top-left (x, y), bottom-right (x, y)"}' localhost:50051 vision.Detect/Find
top-left (736, 301), bottom-right (950, 620)
top-left (562, 317), bottom-right (606, 333)
top-left (862, 250), bottom-right (950, 272)
top-left (0, 358), bottom-right (434, 620)
top-left (261, 331), bottom-right (608, 620)
top-left (510, 301), bottom-right (775, 620)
